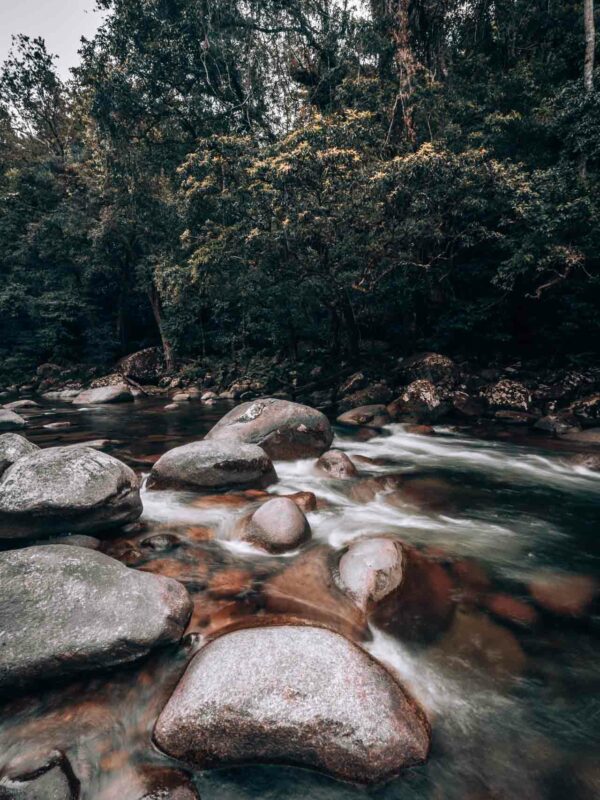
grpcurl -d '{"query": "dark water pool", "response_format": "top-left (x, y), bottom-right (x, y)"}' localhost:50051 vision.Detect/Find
top-left (1, 398), bottom-right (599, 800)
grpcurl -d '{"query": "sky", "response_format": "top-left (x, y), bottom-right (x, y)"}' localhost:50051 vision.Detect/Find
top-left (0, 0), bottom-right (103, 79)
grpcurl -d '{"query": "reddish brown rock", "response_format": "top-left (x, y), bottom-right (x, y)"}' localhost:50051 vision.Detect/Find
top-left (337, 404), bottom-right (391, 427)
top-left (208, 568), bottom-right (254, 599)
top-left (262, 545), bottom-right (367, 640)
top-left (484, 593), bottom-right (538, 627)
top-left (285, 491), bottom-right (317, 512)
top-left (372, 549), bottom-right (456, 643)
top-left (529, 572), bottom-right (597, 617)
top-left (315, 449), bottom-right (358, 479)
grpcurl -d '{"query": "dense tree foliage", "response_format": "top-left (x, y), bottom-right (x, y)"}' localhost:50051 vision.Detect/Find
top-left (1, 1), bottom-right (598, 382)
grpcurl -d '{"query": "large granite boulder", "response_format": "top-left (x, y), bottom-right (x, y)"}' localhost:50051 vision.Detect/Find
top-left (117, 347), bottom-right (164, 384)
top-left (398, 352), bottom-right (459, 387)
top-left (205, 398), bottom-right (333, 460)
top-left (72, 384), bottom-right (133, 405)
top-left (481, 379), bottom-right (531, 412)
top-left (146, 441), bottom-right (276, 492)
top-left (388, 380), bottom-right (448, 423)
top-left (0, 433), bottom-right (39, 477)
top-left (0, 410), bottom-right (26, 431)
top-left (153, 625), bottom-right (430, 785)
top-left (238, 497), bottom-right (311, 553)
top-left (0, 446), bottom-right (142, 539)
top-left (0, 546), bottom-right (191, 689)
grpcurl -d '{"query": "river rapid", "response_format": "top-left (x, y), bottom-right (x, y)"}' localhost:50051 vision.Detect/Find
top-left (0, 398), bottom-right (598, 800)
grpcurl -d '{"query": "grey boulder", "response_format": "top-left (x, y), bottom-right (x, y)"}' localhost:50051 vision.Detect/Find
top-left (0, 410), bottom-right (26, 431)
top-left (153, 625), bottom-right (430, 785)
top-left (0, 546), bottom-right (191, 689)
top-left (0, 433), bottom-right (39, 477)
top-left (146, 440), bottom-right (276, 491)
top-left (0, 446), bottom-right (142, 539)
top-left (205, 398), bottom-right (333, 460)
top-left (238, 496), bottom-right (311, 553)
top-left (337, 537), bottom-right (405, 611)
top-left (315, 449), bottom-right (358, 479)
top-left (72, 384), bottom-right (133, 405)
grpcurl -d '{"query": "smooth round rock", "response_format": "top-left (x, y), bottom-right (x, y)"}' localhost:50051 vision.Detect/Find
top-left (0, 446), bottom-right (142, 539)
top-left (0, 546), bottom-right (191, 689)
top-left (0, 433), bottom-right (39, 477)
top-left (240, 497), bottom-right (311, 553)
top-left (205, 398), bottom-right (333, 460)
top-left (315, 449), bottom-right (358, 479)
top-left (72, 384), bottom-right (133, 405)
top-left (338, 538), bottom-right (405, 610)
top-left (0, 410), bottom-right (26, 431)
top-left (146, 441), bottom-right (276, 492)
top-left (153, 625), bottom-right (431, 785)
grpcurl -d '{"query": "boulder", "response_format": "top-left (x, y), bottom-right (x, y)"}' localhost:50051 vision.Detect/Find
top-left (0, 410), bottom-right (26, 431)
top-left (172, 393), bottom-right (190, 402)
top-left (0, 433), bottom-right (39, 477)
top-left (337, 384), bottom-right (393, 414)
top-left (0, 546), bottom-right (191, 688)
top-left (561, 428), bottom-right (600, 444)
top-left (262, 545), bottom-right (366, 639)
top-left (3, 399), bottom-right (39, 411)
top-left (337, 538), bottom-right (404, 611)
top-left (205, 398), bottom-right (333, 460)
top-left (372, 548), bottom-right (456, 643)
top-left (398, 352), bottom-right (459, 387)
top-left (238, 497), bottom-right (311, 553)
top-left (72, 384), bottom-right (133, 405)
top-left (42, 389), bottom-right (81, 401)
top-left (0, 446), bottom-right (142, 539)
top-left (337, 404), bottom-right (391, 427)
top-left (153, 625), bottom-right (430, 785)
top-left (117, 347), bottom-right (164, 384)
top-left (569, 394), bottom-right (600, 427)
top-left (534, 414), bottom-right (581, 435)
top-left (451, 391), bottom-right (485, 419)
top-left (147, 440), bottom-right (276, 492)
top-left (569, 453), bottom-right (600, 471)
top-left (0, 749), bottom-right (78, 800)
top-left (387, 380), bottom-right (448, 423)
top-left (315, 449), bottom-right (358, 479)
top-left (481, 379), bottom-right (531, 412)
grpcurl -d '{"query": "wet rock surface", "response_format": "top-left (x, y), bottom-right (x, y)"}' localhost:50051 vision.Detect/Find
top-left (0, 546), bottom-right (191, 689)
top-left (153, 625), bottom-right (430, 785)
top-left (146, 441), bottom-right (276, 492)
top-left (0, 433), bottom-right (39, 476)
top-left (205, 398), bottom-right (333, 459)
top-left (238, 497), bottom-right (311, 553)
top-left (0, 410), bottom-right (27, 431)
top-left (72, 384), bottom-right (133, 405)
top-left (315, 449), bottom-right (358, 479)
top-left (337, 537), bottom-right (404, 610)
top-left (0, 446), bottom-right (142, 539)
top-left (336, 404), bottom-right (391, 427)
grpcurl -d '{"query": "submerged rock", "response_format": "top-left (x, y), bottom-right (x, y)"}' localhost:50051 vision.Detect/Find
top-left (528, 571), bottom-right (597, 617)
top-left (238, 496), bottom-right (311, 553)
top-left (0, 410), bottom-right (26, 431)
top-left (0, 749), bottom-right (79, 800)
top-left (0, 546), bottom-right (191, 689)
top-left (0, 433), bottom-right (39, 477)
top-left (72, 384), bottom-right (133, 405)
top-left (0, 446), bottom-right (142, 539)
top-left (205, 398), bottom-right (333, 460)
top-left (146, 441), bottom-right (276, 492)
top-left (153, 625), bottom-right (430, 785)
top-left (315, 449), bottom-right (358, 479)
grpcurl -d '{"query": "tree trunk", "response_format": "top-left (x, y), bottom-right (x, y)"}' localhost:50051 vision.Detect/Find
top-left (584, 0), bottom-right (595, 93)
top-left (148, 287), bottom-right (175, 371)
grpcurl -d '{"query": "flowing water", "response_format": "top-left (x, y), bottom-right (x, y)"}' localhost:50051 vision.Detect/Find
top-left (1, 398), bottom-right (599, 800)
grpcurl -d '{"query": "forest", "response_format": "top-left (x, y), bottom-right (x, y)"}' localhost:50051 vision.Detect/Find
top-left (1, 1), bottom-right (599, 385)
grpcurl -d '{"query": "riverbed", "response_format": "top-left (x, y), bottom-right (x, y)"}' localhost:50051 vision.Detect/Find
top-left (0, 397), bottom-right (598, 800)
